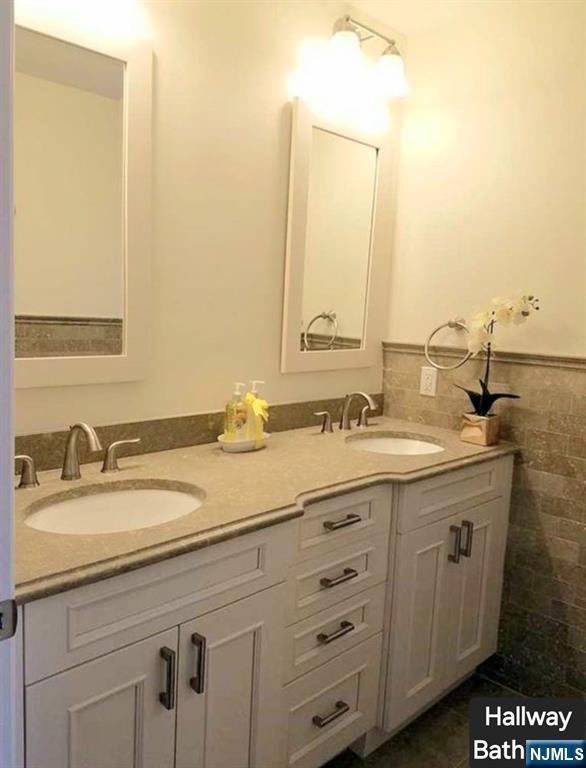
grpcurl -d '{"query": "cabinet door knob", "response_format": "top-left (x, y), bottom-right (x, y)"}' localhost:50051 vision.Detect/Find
top-left (159, 646), bottom-right (176, 710)
top-left (323, 514), bottom-right (362, 532)
top-left (460, 520), bottom-right (474, 557)
top-left (312, 700), bottom-right (350, 728)
top-left (448, 525), bottom-right (462, 564)
top-left (190, 632), bottom-right (207, 694)
top-left (317, 620), bottom-right (355, 645)
top-left (320, 567), bottom-right (359, 589)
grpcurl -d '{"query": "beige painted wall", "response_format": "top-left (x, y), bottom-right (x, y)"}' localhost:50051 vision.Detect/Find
top-left (14, 71), bottom-right (124, 318)
top-left (379, 0), bottom-right (586, 356)
top-left (15, 1), bottom-right (390, 434)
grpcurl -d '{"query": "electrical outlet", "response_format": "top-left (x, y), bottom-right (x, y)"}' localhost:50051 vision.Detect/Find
top-left (420, 366), bottom-right (438, 397)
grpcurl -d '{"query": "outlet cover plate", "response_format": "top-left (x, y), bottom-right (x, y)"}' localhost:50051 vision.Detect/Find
top-left (420, 366), bottom-right (438, 397)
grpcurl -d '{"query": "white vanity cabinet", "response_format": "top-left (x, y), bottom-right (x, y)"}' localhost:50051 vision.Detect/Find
top-left (383, 459), bottom-right (513, 734)
top-left (27, 627), bottom-right (179, 768)
top-left (22, 523), bottom-right (295, 768)
top-left (175, 588), bottom-right (285, 768)
top-left (283, 486), bottom-right (392, 768)
top-left (26, 588), bottom-right (285, 768)
top-left (18, 454), bottom-right (514, 768)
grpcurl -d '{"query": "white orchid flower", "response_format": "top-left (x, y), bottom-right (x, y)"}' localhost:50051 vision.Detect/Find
top-left (466, 293), bottom-right (539, 354)
top-left (491, 296), bottom-right (514, 325)
top-left (470, 310), bottom-right (491, 328)
top-left (511, 295), bottom-right (532, 324)
top-left (467, 326), bottom-right (492, 355)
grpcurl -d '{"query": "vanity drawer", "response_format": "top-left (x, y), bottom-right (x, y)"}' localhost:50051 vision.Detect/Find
top-left (283, 583), bottom-right (385, 683)
top-left (397, 457), bottom-right (512, 533)
top-left (286, 536), bottom-right (388, 625)
top-left (284, 633), bottom-right (382, 768)
top-left (296, 486), bottom-right (391, 563)
top-left (24, 521), bottom-right (295, 684)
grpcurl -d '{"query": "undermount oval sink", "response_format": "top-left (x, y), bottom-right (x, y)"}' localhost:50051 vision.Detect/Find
top-left (346, 431), bottom-right (445, 456)
top-left (25, 480), bottom-right (206, 535)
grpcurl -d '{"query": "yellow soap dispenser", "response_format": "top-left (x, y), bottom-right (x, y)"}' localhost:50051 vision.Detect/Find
top-left (224, 382), bottom-right (246, 442)
top-left (245, 380), bottom-right (268, 445)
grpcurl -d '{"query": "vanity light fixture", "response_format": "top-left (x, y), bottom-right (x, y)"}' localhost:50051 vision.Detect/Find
top-left (332, 14), bottom-right (409, 99)
top-left (331, 15), bottom-right (362, 53)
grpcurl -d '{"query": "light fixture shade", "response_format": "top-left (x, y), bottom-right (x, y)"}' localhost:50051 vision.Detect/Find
top-left (330, 29), bottom-right (361, 55)
top-left (376, 45), bottom-right (409, 99)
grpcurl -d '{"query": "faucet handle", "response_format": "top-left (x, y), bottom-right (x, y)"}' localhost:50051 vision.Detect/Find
top-left (357, 404), bottom-right (377, 429)
top-left (101, 438), bottom-right (141, 473)
top-left (314, 411), bottom-right (333, 434)
top-left (15, 455), bottom-right (40, 489)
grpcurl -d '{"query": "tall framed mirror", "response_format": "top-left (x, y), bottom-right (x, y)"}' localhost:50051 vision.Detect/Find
top-left (13, 17), bottom-right (152, 388)
top-left (281, 98), bottom-right (395, 373)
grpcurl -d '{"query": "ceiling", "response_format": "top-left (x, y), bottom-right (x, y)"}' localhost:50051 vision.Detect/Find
top-left (352, 0), bottom-right (486, 35)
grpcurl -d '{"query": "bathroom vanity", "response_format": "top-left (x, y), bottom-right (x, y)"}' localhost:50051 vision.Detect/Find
top-left (13, 420), bottom-right (515, 768)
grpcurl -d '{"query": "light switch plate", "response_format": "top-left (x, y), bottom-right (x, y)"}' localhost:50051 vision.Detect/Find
top-left (420, 366), bottom-right (438, 397)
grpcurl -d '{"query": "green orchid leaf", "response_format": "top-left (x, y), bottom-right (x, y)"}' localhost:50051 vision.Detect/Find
top-left (455, 381), bottom-right (520, 417)
top-left (455, 384), bottom-right (484, 414)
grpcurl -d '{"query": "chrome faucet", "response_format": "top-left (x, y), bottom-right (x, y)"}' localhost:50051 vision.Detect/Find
top-left (61, 423), bottom-right (103, 481)
top-left (15, 455), bottom-right (40, 489)
top-left (101, 438), bottom-right (141, 473)
top-left (339, 392), bottom-right (376, 430)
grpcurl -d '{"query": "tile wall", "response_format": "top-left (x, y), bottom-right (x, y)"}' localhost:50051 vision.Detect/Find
top-left (383, 343), bottom-right (585, 697)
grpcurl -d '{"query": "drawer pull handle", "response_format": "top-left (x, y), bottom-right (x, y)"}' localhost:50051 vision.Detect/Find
top-left (190, 633), bottom-right (207, 694)
top-left (460, 520), bottom-right (474, 557)
top-left (448, 525), bottom-right (462, 564)
top-left (159, 647), bottom-right (176, 710)
top-left (320, 567), bottom-right (359, 589)
top-left (323, 514), bottom-right (362, 532)
top-left (317, 620), bottom-right (355, 645)
top-left (312, 700), bottom-right (350, 728)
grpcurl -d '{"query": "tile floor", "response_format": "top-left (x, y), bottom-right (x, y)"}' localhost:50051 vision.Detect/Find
top-left (325, 675), bottom-right (522, 768)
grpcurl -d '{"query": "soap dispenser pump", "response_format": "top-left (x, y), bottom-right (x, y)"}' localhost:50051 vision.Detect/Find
top-left (250, 380), bottom-right (265, 397)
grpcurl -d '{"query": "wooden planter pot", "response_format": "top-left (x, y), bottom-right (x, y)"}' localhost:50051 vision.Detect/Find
top-left (460, 413), bottom-right (500, 446)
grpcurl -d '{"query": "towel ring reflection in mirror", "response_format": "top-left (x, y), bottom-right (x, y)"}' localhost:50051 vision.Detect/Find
top-left (424, 318), bottom-right (473, 371)
top-left (303, 311), bottom-right (338, 351)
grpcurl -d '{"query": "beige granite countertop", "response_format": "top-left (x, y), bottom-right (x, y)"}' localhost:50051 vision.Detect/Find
top-left (15, 418), bottom-right (517, 603)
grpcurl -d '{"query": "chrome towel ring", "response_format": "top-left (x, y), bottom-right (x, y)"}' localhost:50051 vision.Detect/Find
top-left (424, 318), bottom-right (472, 370)
top-left (303, 311), bottom-right (338, 351)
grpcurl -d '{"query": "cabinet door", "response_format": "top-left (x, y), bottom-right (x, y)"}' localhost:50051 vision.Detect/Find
top-left (384, 516), bottom-right (457, 732)
top-left (26, 627), bottom-right (178, 768)
top-left (447, 498), bottom-right (508, 683)
top-left (175, 585), bottom-right (286, 768)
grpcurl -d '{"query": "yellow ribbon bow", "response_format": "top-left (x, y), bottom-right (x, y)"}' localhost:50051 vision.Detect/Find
top-left (244, 393), bottom-right (269, 447)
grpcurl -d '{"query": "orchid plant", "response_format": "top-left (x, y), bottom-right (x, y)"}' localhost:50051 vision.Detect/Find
top-left (457, 294), bottom-right (540, 417)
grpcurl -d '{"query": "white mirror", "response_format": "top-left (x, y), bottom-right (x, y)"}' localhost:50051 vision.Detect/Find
top-left (301, 127), bottom-right (377, 352)
top-left (281, 99), bottom-right (394, 372)
top-left (14, 20), bottom-right (152, 388)
top-left (15, 27), bottom-right (125, 359)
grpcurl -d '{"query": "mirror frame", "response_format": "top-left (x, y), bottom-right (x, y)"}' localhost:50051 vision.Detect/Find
top-left (14, 16), bottom-right (152, 389)
top-left (281, 98), bottom-right (394, 373)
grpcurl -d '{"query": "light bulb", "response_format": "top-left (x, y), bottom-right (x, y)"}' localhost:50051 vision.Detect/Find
top-left (330, 29), bottom-right (361, 56)
top-left (376, 46), bottom-right (409, 99)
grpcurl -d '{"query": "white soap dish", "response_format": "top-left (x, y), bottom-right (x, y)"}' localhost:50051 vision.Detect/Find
top-left (217, 432), bottom-right (270, 453)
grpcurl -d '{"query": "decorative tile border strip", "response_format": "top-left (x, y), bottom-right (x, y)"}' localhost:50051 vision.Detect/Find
top-left (382, 341), bottom-right (586, 371)
top-left (15, 315), bottom-right (123, 358)
top-left (15, 392), bottom-right (384, 473)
